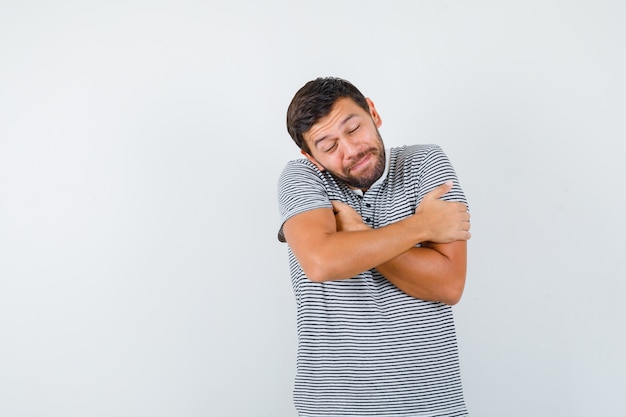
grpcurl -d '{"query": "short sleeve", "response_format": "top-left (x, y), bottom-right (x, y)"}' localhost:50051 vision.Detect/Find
top-left (277, 159), bottom-right (333, 242)
top-left (411, 144), bottom-right (469, 209)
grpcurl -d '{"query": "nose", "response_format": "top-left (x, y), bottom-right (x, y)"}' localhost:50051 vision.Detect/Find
top-left (341, 136), bottom-right (363, 159)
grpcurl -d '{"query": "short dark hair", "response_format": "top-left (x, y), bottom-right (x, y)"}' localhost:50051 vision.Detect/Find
top-left (286, 77), bottom-right (370, 153)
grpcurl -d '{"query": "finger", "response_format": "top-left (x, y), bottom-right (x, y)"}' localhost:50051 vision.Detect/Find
top-left (452, 202), bottom-right (469, 212)
top-left (423, 180), bottom-right (453, 201)
top-left (330, 200), bottom-right (348, 209)
top-left (330, 200), bottom-right (351, 214)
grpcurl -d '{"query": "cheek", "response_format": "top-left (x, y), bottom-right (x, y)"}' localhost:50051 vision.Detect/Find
top-left (323, 155), bottom-right (346, 173)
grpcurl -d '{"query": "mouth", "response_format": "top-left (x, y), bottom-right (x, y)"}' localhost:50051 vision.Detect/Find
top-left (348, 152), bottom-right (373, 173)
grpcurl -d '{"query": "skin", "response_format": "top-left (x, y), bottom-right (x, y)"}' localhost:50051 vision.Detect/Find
top-left (282, 97), bottom-right (471, 305)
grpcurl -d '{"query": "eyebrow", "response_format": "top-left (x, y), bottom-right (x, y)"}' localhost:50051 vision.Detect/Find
top-left (313, 114), bottom-right (358, 148)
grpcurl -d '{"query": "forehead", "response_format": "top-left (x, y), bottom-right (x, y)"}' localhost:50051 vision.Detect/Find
top-left (305, 98), bottom-right (365, 139)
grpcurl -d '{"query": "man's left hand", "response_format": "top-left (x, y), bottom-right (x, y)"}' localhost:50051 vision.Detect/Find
top-left (331, 201), bottom-right (371, 232)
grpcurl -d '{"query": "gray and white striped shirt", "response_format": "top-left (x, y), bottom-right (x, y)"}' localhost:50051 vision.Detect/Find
top-left (277, 144), bottom-right (469, 417)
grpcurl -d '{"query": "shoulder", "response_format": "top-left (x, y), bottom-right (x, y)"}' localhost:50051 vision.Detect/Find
top-left (277, 159), bottom-right (333, 243)
top-left (388, 143), bottom-right (465, 198)
top-left (392, 144), bottom-right (444, 159)
top-left (280, 158), bottom-right (322, 176)
top-left (278, 158), bottom-right (325, 187)
top-left (277, 158), bottom-right (335, 204)
top-left (388, 144), bottom-right (448, 172)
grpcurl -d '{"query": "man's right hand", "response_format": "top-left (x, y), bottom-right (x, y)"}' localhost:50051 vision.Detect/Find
top-left (413, 181), bottom-right (471, 243)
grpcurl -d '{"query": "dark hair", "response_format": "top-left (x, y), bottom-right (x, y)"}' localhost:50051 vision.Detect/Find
top-left (286, 77), bottom-right (370, 153)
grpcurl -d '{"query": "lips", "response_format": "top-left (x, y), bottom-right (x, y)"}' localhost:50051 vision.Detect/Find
top-left (349, 152), bottom-right (373, 173)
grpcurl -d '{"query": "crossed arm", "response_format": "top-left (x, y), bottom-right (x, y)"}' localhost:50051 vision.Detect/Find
top-left (281, 181), bottom-right (471, 305)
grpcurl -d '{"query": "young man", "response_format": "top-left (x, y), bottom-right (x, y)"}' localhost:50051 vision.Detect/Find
top-left (277, 77), bottom-right (471, 417)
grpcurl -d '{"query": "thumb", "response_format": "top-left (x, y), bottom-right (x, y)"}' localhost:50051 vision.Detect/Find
top-left (424, 180), bottom-right (453, 201)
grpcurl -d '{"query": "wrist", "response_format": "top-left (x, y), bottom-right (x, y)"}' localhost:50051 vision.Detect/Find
top-left (404, 215), bottom-right (431, 245)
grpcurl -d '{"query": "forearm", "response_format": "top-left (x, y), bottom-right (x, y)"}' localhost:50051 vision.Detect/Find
top-left (375, 241), bottom-right (467, 305)
top-left (283, 183), bottom-right (470, 284)
top-left (293, 215), bottom-right (431, 282)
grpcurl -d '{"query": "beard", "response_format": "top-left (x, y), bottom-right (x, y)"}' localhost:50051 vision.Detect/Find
top-left (325, 132), bottom-right (386, 190)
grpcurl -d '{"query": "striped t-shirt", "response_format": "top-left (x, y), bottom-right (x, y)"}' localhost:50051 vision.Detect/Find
top-left (277, 144), bottom-right (469, 417)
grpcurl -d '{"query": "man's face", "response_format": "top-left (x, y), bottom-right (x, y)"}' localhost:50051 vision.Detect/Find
top-left (302, 97), bottom-right (385, 190)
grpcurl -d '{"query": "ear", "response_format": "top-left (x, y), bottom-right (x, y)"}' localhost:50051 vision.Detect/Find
top-left (301, 150), bottom-right (325, 171)
top-left (366, 97), bottom-right (383, 128)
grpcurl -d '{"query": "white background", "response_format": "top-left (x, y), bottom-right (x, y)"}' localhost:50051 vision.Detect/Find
top-left (1, 1), bottom-right (625, 416)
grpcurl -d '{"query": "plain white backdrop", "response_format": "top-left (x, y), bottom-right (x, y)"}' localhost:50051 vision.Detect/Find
top-left (1, 1), bottom-right (625, 416)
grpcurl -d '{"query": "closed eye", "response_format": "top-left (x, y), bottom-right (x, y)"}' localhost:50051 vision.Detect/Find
top-left (348, 125), bottom-right (360, 134)
top-left (324, 142), bottom-right (338, 153)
